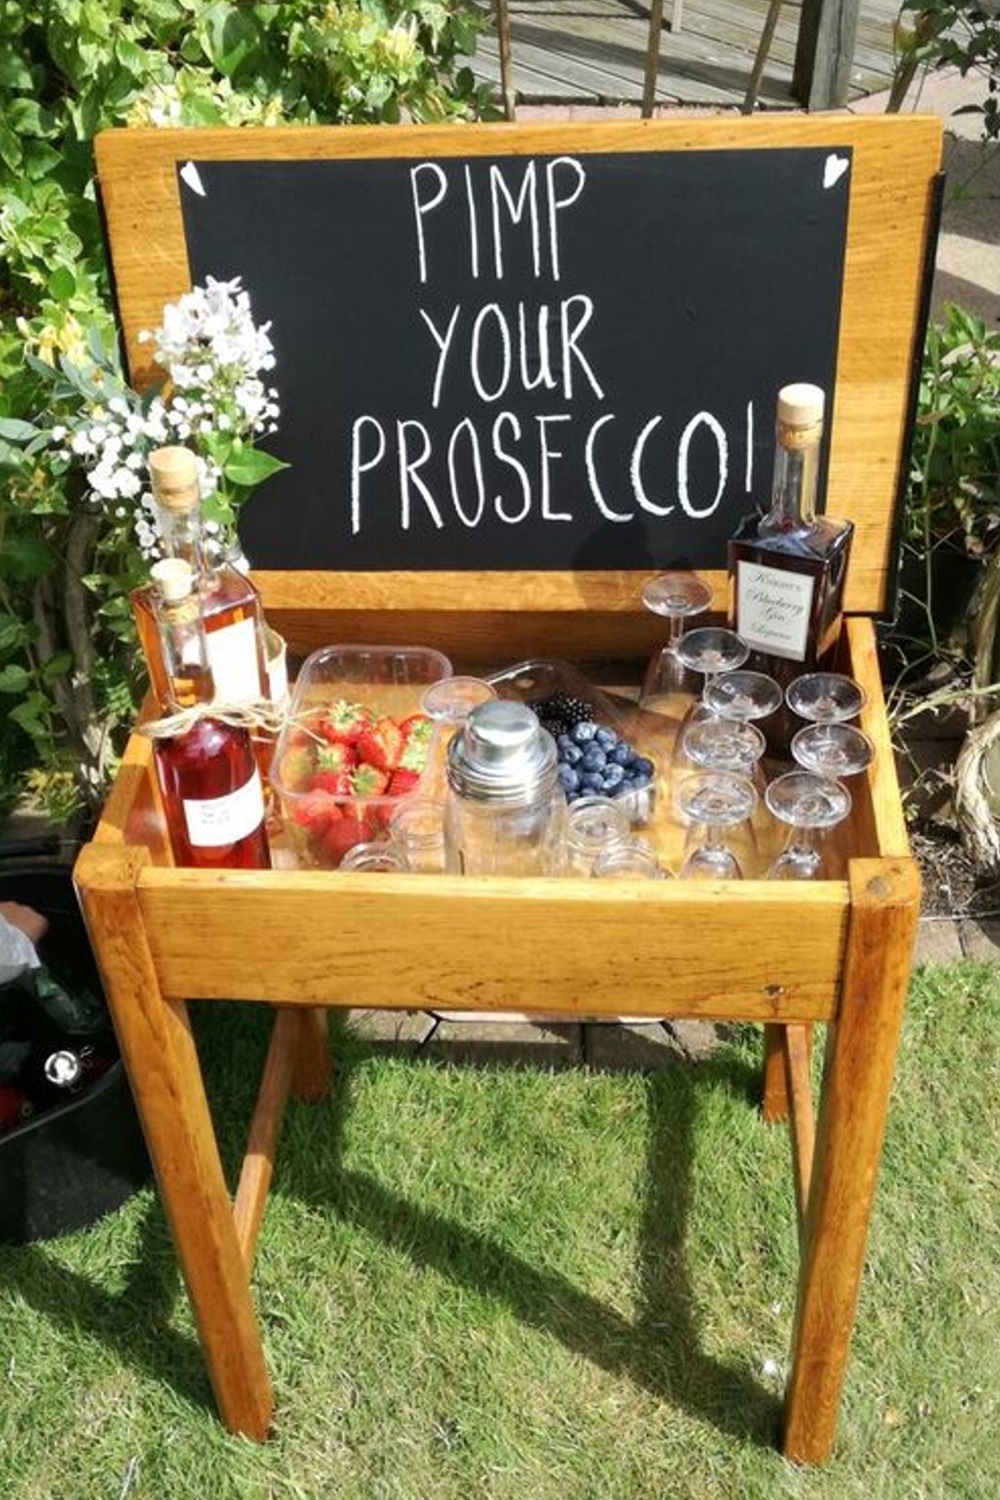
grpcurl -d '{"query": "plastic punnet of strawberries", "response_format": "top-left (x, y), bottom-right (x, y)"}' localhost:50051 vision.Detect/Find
top-left (277, 699), bottom-right (435, 867)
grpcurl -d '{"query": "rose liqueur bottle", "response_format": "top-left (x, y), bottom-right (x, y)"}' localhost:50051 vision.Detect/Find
top-left (131, 446), bottom-right (270, 711)
top-left (728, 383), bottom-right (854, 738)
top-left (149, 558), bottom-right (270, 870)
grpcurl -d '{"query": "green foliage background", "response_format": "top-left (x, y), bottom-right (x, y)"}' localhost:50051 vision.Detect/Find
top-left (0, 0), bottom-right (490, 824)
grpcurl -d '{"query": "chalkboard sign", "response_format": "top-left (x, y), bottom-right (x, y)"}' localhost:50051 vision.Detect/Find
top-left (179, 146), bottom-right (851, 572)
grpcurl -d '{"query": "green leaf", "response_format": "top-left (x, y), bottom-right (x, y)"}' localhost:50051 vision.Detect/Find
top-left (0, 534), bottom-right (52, 582)
top-left (204, 4), bottom-right (262, 78)
top-left (223, 448), bottom-right (289, 487)
top-left (0, 615), bottom-right (25, 654)
top-left (0, 417), bottom-right (42, 443)
top-left (0, 664), bottom-right (31, 694)
top-left (9, 694), bottom-right (49, 738)
top-left (41, 651), bottom-right (76, 681)
top-left (48, 266), bottom-right (77, 301)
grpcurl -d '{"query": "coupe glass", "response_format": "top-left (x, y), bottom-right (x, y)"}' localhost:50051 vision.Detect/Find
top-left (765, 771), bottom-right (851, 880)
top-left (666, 627), bottom-right (750, 773)
top-left (675, 770), bottom-right (757, 880)
top-left (702, 669), bottom-right (782, 725)
top-left (679, 716), bottom-right (766, 780)
top-left (790, 722), bottom-right (874, 780)
top-left (638, 572), bottom-right (714, 716)
top-left (786, 672), bottom-right (866, 725)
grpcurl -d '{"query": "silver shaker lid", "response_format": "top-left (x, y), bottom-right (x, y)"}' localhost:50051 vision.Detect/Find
top-left (447, 700), bottom-right (558, 806)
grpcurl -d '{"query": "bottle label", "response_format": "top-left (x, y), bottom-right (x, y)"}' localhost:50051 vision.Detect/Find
top-left (183, 768), bottom-right (264, 847)
top-left (206, 617), bottom-right (261, 704)
top-left (736, 561), bottom-right (815, 662)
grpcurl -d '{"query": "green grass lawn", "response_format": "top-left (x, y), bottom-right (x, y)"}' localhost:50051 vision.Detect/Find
top-left (1, 961), bottom-right (998, 1499)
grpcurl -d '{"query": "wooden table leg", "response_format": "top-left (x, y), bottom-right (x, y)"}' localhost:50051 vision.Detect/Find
top-left (293, 1007), bottom-right (331, 1101)
top-left (762, 1023), bottom-right (790, 1121)
top-left (782, 858), bottom-right (920, 1463)
top-left (76, 846), bottom-right (273, 1439)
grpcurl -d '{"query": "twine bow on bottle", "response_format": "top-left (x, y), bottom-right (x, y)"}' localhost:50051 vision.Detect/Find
top-left (139, 700), bottom-right (288, 741)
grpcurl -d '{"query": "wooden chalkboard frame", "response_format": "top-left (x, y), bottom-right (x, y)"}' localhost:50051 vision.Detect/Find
top-left (94, 116), bottom-right (942, 655)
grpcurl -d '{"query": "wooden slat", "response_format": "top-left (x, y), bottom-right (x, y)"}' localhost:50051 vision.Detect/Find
top-left (132, 865), bottom-right (847, 1019)
top-left (233, 1008), bottom-right (298, 1269)
top-left (475, 0), bottom-right (902, 108)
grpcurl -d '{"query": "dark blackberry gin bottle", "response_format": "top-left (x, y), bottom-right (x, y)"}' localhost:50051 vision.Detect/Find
top-left (728, 383), bottom-right (853, 705)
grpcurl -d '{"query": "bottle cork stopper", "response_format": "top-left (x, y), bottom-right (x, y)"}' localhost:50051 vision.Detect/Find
top-left (777, 383), bottom-right (825, 428)
top-left (148, 446), bottom-right (200, 512)
top-left (151, 557), bottom-right (194, 604)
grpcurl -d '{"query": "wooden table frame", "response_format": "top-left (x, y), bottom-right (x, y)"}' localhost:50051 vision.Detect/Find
top-left (79, 115), bottom-right (938, 1462)
top-left (75, 613), bottom-right (920, 1464)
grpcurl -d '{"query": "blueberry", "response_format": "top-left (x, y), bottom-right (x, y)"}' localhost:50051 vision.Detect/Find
top-left (571, 720), bottom-right (598, 744)
top-left (630, 755), bottom-right (655, 778)
top-left (595, 726), bottom-right (617, 749)
top-left (557, 764), bottom-right (580, 793)
top-left (630, 772), bottom-right (652, 791)
top-left (557, 733), bottom-right (575, 753)
top-left (561, 742), bottom-right (583, 766)
top-left (610, 741), bottom-right (631, 767)
top-left (601, 762), bottom-right (625, 789)
top-left (580, 772), bottom-right (605, 792)
top-left (581, 745), bottom-right (607, 772)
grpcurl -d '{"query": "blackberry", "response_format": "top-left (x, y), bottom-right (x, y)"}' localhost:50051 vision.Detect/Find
top-left (530, 691), bottom-right (593, 735)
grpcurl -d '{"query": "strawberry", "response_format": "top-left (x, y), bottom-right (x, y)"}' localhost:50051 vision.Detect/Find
top-left (309, 769), bottom-right (352, 796)
top-left (280, 744), bottom-right (316, 791)
top-left (388, 767), bottom-right (421, 797)
top-left (316, 742), bottom-right (355, 773)
top-left (320, 816), bottom-right (367, 864)
top-left (291, 790), bottom-right (341, 832)
top-left (356, 716), bottom-right (405, 772)
top-left (351, 762), bottom-right (389, 797)
top-left (400, 717), bottom-right (434, 772)
top-left (317, 699), bottom-right (372, 746)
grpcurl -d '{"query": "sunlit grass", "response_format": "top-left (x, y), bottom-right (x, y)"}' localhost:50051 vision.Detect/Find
top-left (1, 962), bottom-right (998, 1498)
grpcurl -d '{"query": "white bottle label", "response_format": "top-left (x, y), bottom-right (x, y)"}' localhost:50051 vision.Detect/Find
top-left (206, 617), bottom-right (261, 704)
top-left (183, 768), bottom-right (264, 848)
top-left (736, 561), bottom-right (815, 662)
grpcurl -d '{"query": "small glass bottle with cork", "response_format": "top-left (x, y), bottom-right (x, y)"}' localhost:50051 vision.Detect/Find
top-left (147, 557), bottom-right (270, 870)
top-left (131, 445), bottom-right (270, 711)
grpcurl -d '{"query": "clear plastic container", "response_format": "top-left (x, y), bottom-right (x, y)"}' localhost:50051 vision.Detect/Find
top-left (487, 658), bottom-right (656, 827)
top-left (271, 644), bottom-right (452, 868)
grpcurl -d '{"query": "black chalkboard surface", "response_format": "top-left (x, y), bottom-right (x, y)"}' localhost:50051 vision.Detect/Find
top-left (179, 146), bottom-right (851, 572)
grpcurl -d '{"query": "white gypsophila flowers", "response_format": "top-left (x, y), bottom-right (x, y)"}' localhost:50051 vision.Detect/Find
top-left (52, 276), bottom-right (279, 559)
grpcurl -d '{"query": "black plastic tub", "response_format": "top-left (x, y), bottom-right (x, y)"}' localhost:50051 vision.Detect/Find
top-left (0, 859), bottom-right (150, 1244)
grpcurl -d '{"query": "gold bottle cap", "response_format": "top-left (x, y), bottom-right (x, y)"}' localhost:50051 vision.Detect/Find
top-left (777, 383), bottom-right (825, 429)
top-left (148, 445), bottom-right (200, 513)
top-left (151, 557), bottom-right (194, 604)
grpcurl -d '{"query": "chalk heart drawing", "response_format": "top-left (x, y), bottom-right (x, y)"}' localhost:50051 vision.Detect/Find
top-left (823, 154), bottom-right (850, 190)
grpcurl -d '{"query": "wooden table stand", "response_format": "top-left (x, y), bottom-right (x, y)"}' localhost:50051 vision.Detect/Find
top-left (79, 114), bottom-right (939, 1462)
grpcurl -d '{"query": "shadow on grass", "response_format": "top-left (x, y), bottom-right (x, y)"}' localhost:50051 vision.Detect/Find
top-left (0, 1190), bottom-right (212, 1412)
top-left (0, 1007), bottom-right (781, 1445)
top-left (282, 1018), bottom-right (781, 1449)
